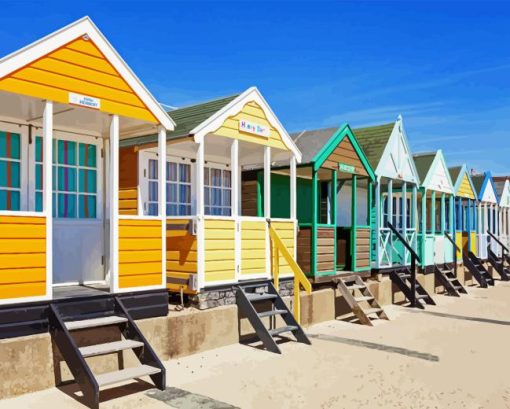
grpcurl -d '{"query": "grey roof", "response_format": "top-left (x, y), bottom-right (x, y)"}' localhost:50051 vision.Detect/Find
top-left (448, 166), bottom-right (462, 184)
top-left (289, 127), bottom-right (338, 164)
top-left (120, 94), bottom-right (239, 148)
top-left (352, 123), bottom-right (395, 170)
top-left (412, 152), bottom-right (436, 184)
top-left (494, 176), bottom-right (509, 196)
top-left (471, 173), bottom-right (485, 195)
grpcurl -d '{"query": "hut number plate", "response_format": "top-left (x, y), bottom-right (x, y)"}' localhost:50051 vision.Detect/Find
top-left (239, 119), bottom-right (270, 137)
top-left (69, 93), bottom-right (101, 110)
top-left (339, 163), bottom-right (355, 173)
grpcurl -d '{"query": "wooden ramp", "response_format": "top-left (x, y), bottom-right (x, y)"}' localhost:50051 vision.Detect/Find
top-left (335, 276), bottom-right (389, 326)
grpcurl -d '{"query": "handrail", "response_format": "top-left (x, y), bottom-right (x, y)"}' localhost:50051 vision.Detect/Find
top-left (444, 230), bottom-right (460, 268)
top-left (268, 223), bottom-right (312, 324)
top-left (387, 222), bottom-right (421, 263)
top-left (387, 222), bottom-right (419, 308)
top-left (488, 231), bottom-right (509, 252)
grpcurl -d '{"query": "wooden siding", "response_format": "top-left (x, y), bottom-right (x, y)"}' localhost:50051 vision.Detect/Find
top-left (204, 219), bottom-right (236, 282)
top-left (355, 227), bottom-right (371, 269)
top-left (212, 101), bottom-right (289, 150)
top-left (317, 227), bottom-right (335, 272)
top-left (470, 232), bottom-right (477, 255)
top-left (271, 221), bottom-right (295, 274)
top-left (167, 218), bottom-right (197, 294)
top-left (321, 137), bottom-right (368, 177)
top-left (241, 179), bottom-right (258, 216)
top-left (118, 219), bottom-right (162, 288)
top-left (455, 231), bottom-right (464, 259)
top-left (297, 227), bottom-right (312, 274)
top-left (241, 219), bottom-right (267, 276)
top-left (0, 216), bottom-right (46, 299)
top-left (457, 174), bottom-right (475, 199)
top-left (0, 37), bottom-right (157, 123)
top-left (119, 146), bottom-right (138, 215)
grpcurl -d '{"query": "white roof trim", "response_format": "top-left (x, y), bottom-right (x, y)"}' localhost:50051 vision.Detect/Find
top-left (421, 150), bottom-right (454, 193)
top-left (190, 87), bottom-right (302, 162)
top-left (499, 179), bottom-right (510, 207)
top-left (0, 16), bottom-right (175, 130)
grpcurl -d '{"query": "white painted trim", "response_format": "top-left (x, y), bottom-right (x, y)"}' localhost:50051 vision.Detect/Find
top-left (0, 17), bottom-right (175, 130)
top-left (158, 126), bottom-right (167, 290)
top-left (231, 139), bottom-right (241, 281)
top-left (264, 146), bottom-right (271, 218)
top-left (43, 100), bottom-right (53, 299)
top-left (290, 157), bottom-right (296, 220)
top-left (0, 294), bottom-right (52, 306)
top-left (196, 141), bottom-right (205, 290)
top-left (109, 115), bottom-right (119, 293)
top-left (114, 284), bottom-right (165, 293)
top-left (118, 215), bottom-right (161, 221)
top-left (191, 87), bottom-right (302, 162)
top-left (0, 210), bottom-right (45, 217)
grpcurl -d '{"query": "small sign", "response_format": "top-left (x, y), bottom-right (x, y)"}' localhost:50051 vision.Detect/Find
top-left (69, 93), bottom-right (101, 110)
top-left (338, 163), bottom-right (356, 173)
top-left (239, 119), bottom-right (270, 137)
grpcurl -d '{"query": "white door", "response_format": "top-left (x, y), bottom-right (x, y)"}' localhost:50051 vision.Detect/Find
top-left (33, 133), bottom-right (104, 284)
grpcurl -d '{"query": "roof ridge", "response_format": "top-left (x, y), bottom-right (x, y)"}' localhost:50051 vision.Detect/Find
top-left (168, 93), bottom-right (240, 112)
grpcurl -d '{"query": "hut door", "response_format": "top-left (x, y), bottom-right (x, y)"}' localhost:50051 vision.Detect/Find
top-left (34, 134), bottom-right (104, 284)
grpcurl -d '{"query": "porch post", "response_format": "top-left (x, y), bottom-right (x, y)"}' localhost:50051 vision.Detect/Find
top-left (109, 114), bottom-right (119, 292)
top-left (478, 203), bottom-right (482, 235)
top-left (196, 142), bottom-right (205, 216)
top-left (430, 190), bottom-right (436, 235)
top-left (43, 100), bottom-right (53, 297)
top-left (421, 189), bottom-right (427, 265)
top-left (449, 195), bottom-right (454, 236)
top-left (158, 126), bottom-right (167, 288)
top-left (351, 174), bottom-right (357, 270)
top-left (290, 157), bottom-right (297, 220)
top-left (402, 182), bottom-right (407, 262)
top-left (196, 140), bottom-right (205, 290)
top-left (264, 146), bottom-right (271, 218)
top-left (231, 139), bottom-right (240, 280)
top-left (311, 168), bottom-right (318, 274)
top-left (375, 180), bottom-right (381, 268)
top-left (440, 192), bottom-right (446, 233)
top-left (412, 184), bottom-right (417, 251)
top-left (387, 179), bottom-right (393, 266)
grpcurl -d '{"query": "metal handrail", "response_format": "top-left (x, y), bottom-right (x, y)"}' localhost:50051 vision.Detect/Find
top-left (444, 231), bottom-right (460, 267)
top-left (387, 222), bottom-right (421, 263)
top-left (487, 231), bottom-right (509, 252)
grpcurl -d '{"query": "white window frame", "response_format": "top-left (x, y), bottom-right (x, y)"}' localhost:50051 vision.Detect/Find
top-left (204, 162), bottom-right (232, 217)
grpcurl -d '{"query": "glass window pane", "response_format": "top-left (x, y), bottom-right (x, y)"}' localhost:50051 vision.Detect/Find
top-left (148, 203), bottom-right (158, 216)
top-left (149, 181), bottom-right (158, 201)
top-left (0, 189), bottom-right (20, 210)
top-left (58, 140), bottom-right (76, 165)
top-left (211, 169), bottom-right (221, 187)
top-left (179, 163), bottom-right (190, 183)
top-left (148, 159), bottom-right (158, 179)
top-left (167, 204), bottom-right (178, 216)
top-left (223, 188), bottom-right (231, 207)
top-left (79, 143), bottom-right (97, 167)
top-left (204, 187), bottom-right (210, 206)
top-left (35, 164), bottom-right (43, 190)
top-left (0, 161), bottom-right (20, 188)
top-left (167, 162), bottom-right (177, 182)
top-left (223, 170), bottom-right (231, 188)
top-left (180, 184), bottom-right (191, 205)
top-left (35, 136), bottom-right (43, 162)
top-left (79, 169), bottom-right (97, 193)
top-left (58, 193), bottom-right (77, 218)
top-left (212, 187), bottom-right (221, 206)
top-left (35, 192), bottom-right (43, 212)
top-left (58, 167), bottom-right (77, 192)
top-left (0, 131), bottom-right (20, 159)
top-left (79, 195), bottom-right (96, 218)
top-left (204, 167), bottom-right (209, 185)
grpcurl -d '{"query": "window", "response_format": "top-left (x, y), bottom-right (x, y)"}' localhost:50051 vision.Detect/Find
top-left (204, 166), bottom-right (231, 216)
top-left (146, 159), bottom-right (192, 216)
top-left (0, 131), bottom-right (21, 210)
top-left (35, 136), bottom-right (98, 218)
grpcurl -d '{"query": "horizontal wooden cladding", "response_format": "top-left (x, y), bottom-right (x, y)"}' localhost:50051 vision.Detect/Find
top-left (321, 137), bottom-right (368, 176)
top-left (271, 221), bottom-right (295, 274)
top-left (317, 227), bottom-right (335, 272)
top-left (0, 37), bottom-right (157, 123)
top-left (118, 219), bottom-right (162, 289)
top-left (297, 226), bottom-right (311, 274)
top-left (167, 218), bottom-right (197, 292)
top-left (241, 219), bottom-right (266, 276)
top-left (204, 219), bottom-right (235, 282)
top-left (212, 101), bottom-right (288, 151)
top-left (355, 227), bottom-right (371, 269)
top-left (0, 215), bottom-right (47, 299)
top-left (241, 180), bottom-right (258, 217)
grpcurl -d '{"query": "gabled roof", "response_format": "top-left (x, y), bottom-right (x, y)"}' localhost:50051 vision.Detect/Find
top-left (290, 124), bottom-right (375, 181)
top-left (352, 122), bottom-right (394, 170)
top-left (497, 179), bottom-right (510, 207)
top-left (472, 171), bottom-right (498, 203)
top-left (121, 87), bottom-right (302, 161)
top-left (0, 16), bottom-right (174, 130)
top-left (448, 164), bottom-right (477, 199)
top-left (413, 150), bottom-right (454, 193)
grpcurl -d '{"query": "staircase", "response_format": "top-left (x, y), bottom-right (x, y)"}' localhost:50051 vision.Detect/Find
top-left (49, 295), bottom-right (165, 409)
top-left (463, 251), bottom-right (495, 287)
top-left (487, 248), bottom-right (510, 281)
top-left (335, 276), bottom-right (388, 326)
top-left (389, 268), bottom-right (436, 309)
top-left (434, 263), bottom-right (468, 296)
top-left (235, 281), bottom-right (311, 354)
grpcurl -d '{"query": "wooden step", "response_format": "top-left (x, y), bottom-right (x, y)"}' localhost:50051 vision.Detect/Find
top-left (345, 284), bottom-right (365, 290)
top-left (95, 365), bottom-right (161, 387)
top-left (354, 295), bottom-right (374, 302)
top-left (246, 293), bottom-right (277, 302)
top-left (79, 339), bottom-right (144, 358)
top-left (269, 325), bottom-right (298, 337)
top-left (363, 307), bottom-right (382, 315)
top-left (258, 309), bottom-right (287, 318)
top-left (65, 315), bottom-right (128, 331)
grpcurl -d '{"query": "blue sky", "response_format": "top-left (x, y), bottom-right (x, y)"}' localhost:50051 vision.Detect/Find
top-left (1, 1), bottom-right (509, 174)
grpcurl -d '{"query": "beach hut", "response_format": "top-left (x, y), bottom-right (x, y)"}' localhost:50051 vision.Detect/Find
top-left (471, 172), bottom-right (499, 259)
top-left (449, 165), bottom-right (494, 287)
top-left (121, 87), bottom-right (312, 353)
top-left (353, 117), bottom-right (435, 307)
top-left (495, 177), bottom-right (510, 250)
top-left (0, 17), bottom-right (175, 406)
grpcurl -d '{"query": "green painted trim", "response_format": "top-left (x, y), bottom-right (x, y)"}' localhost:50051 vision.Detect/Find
top-left (314, 270), bottom-right (338, 277)
top-left (351, 174), bottom-right (357, 271)
top-left (431, 190), bottom-right (436, 235)
top-left (311, 169), bottom-right (318, 277)
top-left (440, 193), bottom-right (446, 232)
top-left (256, 172), bottom-right (263, 217)
top-left (421, 188), bottom-right (427, 268)
top-left (332, 169), bottom-right (338, 273)
top-left (368, 183), bottom-right (373, 267)
top-left (311, 123), bottom-right (376, 182)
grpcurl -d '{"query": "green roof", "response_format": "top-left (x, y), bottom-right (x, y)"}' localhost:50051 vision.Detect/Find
top-left (413, 152), bottom-right (436, 184)
top-left (448, 166), bottom-right (462, 184)
top-left (471, 173), bottom-right (485, 194)
top-left (120, 94), bottom-right (239, 148)
top-left (352, 123), bottom-right (394, 169)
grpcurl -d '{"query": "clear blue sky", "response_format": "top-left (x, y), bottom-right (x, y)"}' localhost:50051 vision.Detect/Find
top-left (1, 1), bottom-right (509, 174)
